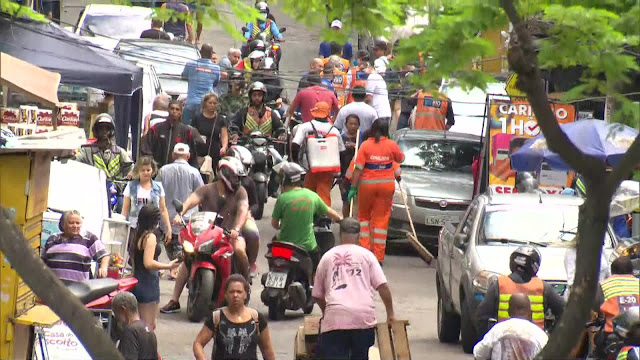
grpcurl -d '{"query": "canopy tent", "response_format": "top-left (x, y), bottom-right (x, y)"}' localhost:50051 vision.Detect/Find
top-left (0, 14), bottom-right (143, 154)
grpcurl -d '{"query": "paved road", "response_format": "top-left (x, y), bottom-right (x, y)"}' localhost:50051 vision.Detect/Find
top-left (152, 5), bottom-right (472, 360)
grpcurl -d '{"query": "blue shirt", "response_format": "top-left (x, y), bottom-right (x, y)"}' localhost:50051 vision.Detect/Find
top-left (318, 41), bottom-right (353, 60)
top-left (243, 21), bottom-right (283, 40)
top-left (182, 58), bottom-right (221, 107)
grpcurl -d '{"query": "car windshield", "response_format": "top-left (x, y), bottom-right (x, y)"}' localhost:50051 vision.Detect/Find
top-left (117, 42), bottom-right (199, 76)
top-left (482, 205), bottom-right (583, 246)
top-left (81, 14), bottom-right (150, 38)
top-left (398, 139), bottom-right (479, 172)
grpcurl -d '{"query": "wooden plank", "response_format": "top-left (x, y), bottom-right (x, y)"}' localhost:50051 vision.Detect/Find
top-left (294, 325), bottom-right (306, 359)
top-left (303, 315), bottom-right (321, 337)
top-left (407, 233), bottom-right (434, 265)
top-left (376, 323), bottom-right (395, 360)
top-left (391, 321), bottom-right (411, 360)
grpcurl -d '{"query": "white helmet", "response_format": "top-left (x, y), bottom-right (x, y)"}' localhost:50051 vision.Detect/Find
top-left (217, 156), bottom-right (243, 192)
top-left (255, 1), bottom-right (268, 12)
top-left (249, 50), bottom-right (266, 61)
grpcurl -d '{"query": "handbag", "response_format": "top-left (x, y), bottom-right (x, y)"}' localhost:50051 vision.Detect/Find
top-left (199, 115), bottom-right (220, 178)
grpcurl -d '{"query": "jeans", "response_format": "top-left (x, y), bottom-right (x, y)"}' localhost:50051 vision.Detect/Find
top-left (181, 103), bottom-right (200, 125)
top-left (316, 328), bottom-right (376, 360)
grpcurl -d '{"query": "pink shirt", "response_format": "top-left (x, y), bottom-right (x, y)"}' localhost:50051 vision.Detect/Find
top-left (312, 244), bottom-right (387, 333)
top-left (292, 85), bottom-right (340, 123)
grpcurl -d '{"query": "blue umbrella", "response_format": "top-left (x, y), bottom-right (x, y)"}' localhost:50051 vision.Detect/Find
top-left (511, 119), bottom-right (639, 171)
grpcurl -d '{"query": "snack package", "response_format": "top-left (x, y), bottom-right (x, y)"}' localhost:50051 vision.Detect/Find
top-left (1, 108), bottom-right (20, 124)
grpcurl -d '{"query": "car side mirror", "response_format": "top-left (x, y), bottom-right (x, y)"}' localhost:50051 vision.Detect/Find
top-left (280, 27), bottom-right (287, 33)
top-left (242, 26), bottom-right (249, 33)
top-left (454, 233), bottom-right (468, 250)
top-left (172, 199), bottom-right (183, 213)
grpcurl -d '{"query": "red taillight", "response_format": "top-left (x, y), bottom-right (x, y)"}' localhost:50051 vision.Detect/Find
top-left (272, 246), bottom-right (293, 260)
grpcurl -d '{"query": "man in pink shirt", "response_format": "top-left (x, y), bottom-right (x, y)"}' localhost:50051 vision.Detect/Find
top-left (286, 74), bottom-right (340, 123)
top-left (312, 218), bottom-right (395, 360)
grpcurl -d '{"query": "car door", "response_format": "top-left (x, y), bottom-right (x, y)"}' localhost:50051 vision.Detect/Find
top-left (450, 200), bottom-right (479, 308)
top-left (438, 221), bottom-right (457, 295)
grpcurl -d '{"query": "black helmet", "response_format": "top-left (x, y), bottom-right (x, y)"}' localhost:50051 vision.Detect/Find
top-left (93, 113), bottom-right (115, 140)
top-left (229, 71), bottom-right (245, 89)
top-left (276, 161), bottom-right (306, 187)
top-left (509, 245), bottom-right (541, 277)
top-left (515, 172), bottom-right (539, 193)
top-left (217, 157), bottom-right (242, 192)
top-left (613, 307), bottom-right (640, 339)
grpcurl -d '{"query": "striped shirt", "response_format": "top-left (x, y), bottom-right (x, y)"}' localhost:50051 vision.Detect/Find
top-left (42, 231), bottom-right (109, 282)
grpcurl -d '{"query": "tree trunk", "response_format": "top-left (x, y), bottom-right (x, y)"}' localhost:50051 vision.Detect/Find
top-left (0, 207), bottom-right (123, 360)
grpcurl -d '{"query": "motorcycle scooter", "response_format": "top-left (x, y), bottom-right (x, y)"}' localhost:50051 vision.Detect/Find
top-left (241, 26), bottom-right (286, 70)
top-left (173, 200), bottom-right (238, 322)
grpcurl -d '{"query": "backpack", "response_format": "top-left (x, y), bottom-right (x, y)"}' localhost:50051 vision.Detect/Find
top-left (305, 121), bottom-right (341, 174)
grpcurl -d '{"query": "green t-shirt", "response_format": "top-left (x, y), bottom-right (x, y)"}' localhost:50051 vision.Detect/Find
top-left (272, 188), bottom-right (329, 251)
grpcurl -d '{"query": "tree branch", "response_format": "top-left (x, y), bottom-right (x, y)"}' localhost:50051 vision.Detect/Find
top-left (606, 134), bottom-right (640, 193)
top-left (0, 207), bottom-right (123, 360)
top-left (500, 0), bottom-right (604, 178)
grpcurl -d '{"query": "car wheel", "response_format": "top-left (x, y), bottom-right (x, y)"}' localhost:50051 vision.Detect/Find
top-left (437, 294), bottom-right (460, 343)
top-left (460, 295), bottom-right (479, 354)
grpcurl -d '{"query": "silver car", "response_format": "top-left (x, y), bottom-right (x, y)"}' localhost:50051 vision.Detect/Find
top-left (436, 192), bottom-right (619, 353)
top-left (389, 129), bottom-right (481, 252)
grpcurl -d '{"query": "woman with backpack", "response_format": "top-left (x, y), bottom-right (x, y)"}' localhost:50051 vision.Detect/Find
top-left (193, 274), bottom-right (275, 360)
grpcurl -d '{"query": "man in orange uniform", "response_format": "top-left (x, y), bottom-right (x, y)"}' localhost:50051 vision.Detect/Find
top-left (593, 256), bottom-right (640, 358)
top-left (347, 119), bottom-right (404, 263)
top-left (321, 42), bottom-right (351, 72)
top-left (328, 55), bottom-right (348, 107)
top-left (346, 50), bottom-right (371, 104)
top-left (409, 90), bottom-right (455, 130)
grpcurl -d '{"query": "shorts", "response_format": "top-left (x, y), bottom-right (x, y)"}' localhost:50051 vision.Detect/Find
top-left (241, 218), bottom-right (260, 244)
top-left (164, 233), bottom-right (183, 261)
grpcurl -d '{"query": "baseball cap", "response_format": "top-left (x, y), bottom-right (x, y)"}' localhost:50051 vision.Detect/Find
top-left (310, 101), bottom-right (331, 119)
top-left (340, 218), bottom-right (360, 234)
top-left (173, 143), bottom-right (190, 155)
top-left (331, 19), bottom-right (342, 29)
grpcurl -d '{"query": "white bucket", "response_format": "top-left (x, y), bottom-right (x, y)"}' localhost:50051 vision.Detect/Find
top-left (306, 134), bottom-right (340, 173)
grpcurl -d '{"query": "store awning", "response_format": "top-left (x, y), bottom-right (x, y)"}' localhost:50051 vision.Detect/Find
top-left (0, 52), bottom-right (60, 108)
top-left (13, 305), bottom-right (60, 327)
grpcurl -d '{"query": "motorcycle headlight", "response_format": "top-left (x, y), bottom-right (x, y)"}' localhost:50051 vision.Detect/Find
top-left (473, 271), bottom-right (501, 293)
top-left (198, 240), bottom-right (215, 254)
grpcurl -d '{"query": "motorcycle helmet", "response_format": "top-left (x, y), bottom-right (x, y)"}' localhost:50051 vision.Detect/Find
top-left (248, 81), bottom-right (268, 97)
top-left (515, 172), bottom-right (539, 193)
top-left (614, 307), bottom-right (640, 339)
top-left (229, 71), bottom-right (245, 89)
top-left (276, 161), bottom-right (306, 187)
top-left (229, 145), bottom-right (254, 168)
top-left (249, 39), bottom-right (266, 53)
top-left (217, 157), bottom-right (242, 192)
top-left (255, 1), bottom-right (268, 13)
top-left (509, 245), bottom-right (542, 278)
top-left (93, 113), bottom-right (115, 140)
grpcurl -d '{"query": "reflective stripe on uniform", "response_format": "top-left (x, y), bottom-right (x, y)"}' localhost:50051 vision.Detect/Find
top-left (360, 178), bottom-right (396, 185)
top-left (373, 228), bottom-right (387, 235)
top-left (373, 238), bottom-right (386, 244)
top-left (364, 162), bottom-right (393, 170)
top-left (497, 276), bottom-right (545, 329)
top-left (93, 153), bottom-right (121, 178)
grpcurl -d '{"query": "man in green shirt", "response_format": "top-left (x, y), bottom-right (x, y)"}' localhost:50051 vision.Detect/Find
top-left (271, 162), bottom-right (343, 271)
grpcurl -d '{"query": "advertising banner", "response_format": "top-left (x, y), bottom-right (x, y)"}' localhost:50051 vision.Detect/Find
top-left (487, 99), bottom-right (576, 194)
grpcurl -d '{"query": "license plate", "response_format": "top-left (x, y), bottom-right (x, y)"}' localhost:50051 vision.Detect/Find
top-left (425, 215), bottom-right (458, 226)
top-left (265, 272), bottom-right (287, 288)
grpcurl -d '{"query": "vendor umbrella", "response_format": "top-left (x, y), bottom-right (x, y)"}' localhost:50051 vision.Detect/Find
top-left (511, 119), bottom-right (639, 172)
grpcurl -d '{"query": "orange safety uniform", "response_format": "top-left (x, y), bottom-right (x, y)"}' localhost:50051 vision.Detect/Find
top-left (352, 137), bottom-right (404, 262)
top-left (332, 70), bottom-right (348, 107)
top-left (497, 276), bottom-right (545, 329)
top-left (617, 346), bottom-right (640, 360)
top-left (346, 67), bottom-right (368, 104)
top-left (599, 274), bottom-right (640, 333)
top-left (413, 91), bottom-right (450, 130)
top-left (322, 57), bottom-right (350, 73)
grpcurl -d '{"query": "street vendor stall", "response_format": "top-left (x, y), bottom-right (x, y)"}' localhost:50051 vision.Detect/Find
top-left (0, 54), bottom-right (89, 359)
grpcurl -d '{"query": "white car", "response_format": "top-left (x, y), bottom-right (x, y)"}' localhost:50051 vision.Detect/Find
top-left (75, 4), bottom-right (153, 51)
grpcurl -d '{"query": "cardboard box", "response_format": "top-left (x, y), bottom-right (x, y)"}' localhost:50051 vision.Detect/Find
top-left (57, 110), bottom-right (80, 127)
top-left (36, 110), bottom-right (53, 126)
top-left (19, 105), bottom-right (38, 124)
top-left (1, 107), bottom-right (20, 124)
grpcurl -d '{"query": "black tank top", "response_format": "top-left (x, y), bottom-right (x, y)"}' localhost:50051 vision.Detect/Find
top-left (213, 311), bottom-right (261, 360)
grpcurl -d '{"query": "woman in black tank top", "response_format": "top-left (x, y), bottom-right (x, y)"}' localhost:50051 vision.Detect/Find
top-left (193, 275), bottom-right (275, 360)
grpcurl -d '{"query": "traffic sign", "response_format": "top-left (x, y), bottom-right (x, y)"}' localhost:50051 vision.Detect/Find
top-left (505, 73), bottom-right (527, 98)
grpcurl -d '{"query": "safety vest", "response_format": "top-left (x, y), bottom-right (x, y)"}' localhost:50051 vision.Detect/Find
top-left (332, 70), bottom-right (348, 107)
top-left (347, 67), bottom-right (368, 104)
top-left (321, 57), bottom-right (350, 73)
top-left (91, 147), bottom-right (122, 179)
top-left (497, 275), bottom-right (545, 329)
top-left (413, 91), bottom-right (449, 130)
top-left (244, 106), bottom-right (273, 135)
top-left (251, 20), bottom-right (272, 39)
top-left (600, 275), bottom-right (640, 333)
top-left (618, 346), bottom-right (640, 360)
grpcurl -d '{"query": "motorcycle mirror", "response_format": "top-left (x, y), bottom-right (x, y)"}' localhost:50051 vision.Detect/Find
top-left (229, 125), bottom-right (240, 133)
top-left (183, 241), bottom-right (194, 254)
top-left (280, 27), bottom-right (287, 33)
top-left (242, 26), bottom-right (249, 33)
top-left (172, 199), bottom-right (183, 213)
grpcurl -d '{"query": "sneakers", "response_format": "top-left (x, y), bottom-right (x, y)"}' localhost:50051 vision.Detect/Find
top-left (249, 263), bottom-right (258, 278)
top-left (160, 300), bottom-right (181, 314)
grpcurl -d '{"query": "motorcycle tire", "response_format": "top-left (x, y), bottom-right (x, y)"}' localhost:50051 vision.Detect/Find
top-left (268, 299), bottom-right (286, 321)
top-left (187, 269), bottom-right (215, 323)
top-left (254, 182), bottom-right (267, 220)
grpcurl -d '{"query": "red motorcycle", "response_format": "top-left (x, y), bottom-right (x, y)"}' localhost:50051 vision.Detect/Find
top-left (173, 201), bottom-right (237, 322)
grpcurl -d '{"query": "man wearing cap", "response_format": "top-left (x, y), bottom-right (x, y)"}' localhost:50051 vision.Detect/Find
top-left (318, 19), bottom-right (353, 61)
top-left (155, 143), bottom-right (204, 279)
top-left (313, 218), bottom-right (395, 359)
top-left (291, 101), bottom-right (345, 206)
top-left (287, 74), bottom-right (340, 124)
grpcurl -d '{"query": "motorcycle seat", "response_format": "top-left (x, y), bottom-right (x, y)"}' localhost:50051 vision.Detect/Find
top-left (64, 278), bottom-right (119, 305)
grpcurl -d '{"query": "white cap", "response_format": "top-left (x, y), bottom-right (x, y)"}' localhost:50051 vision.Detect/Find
top-left (173, 143), bottom-right (190, 155)
top-left (331, 19), bottom-right (342, 29)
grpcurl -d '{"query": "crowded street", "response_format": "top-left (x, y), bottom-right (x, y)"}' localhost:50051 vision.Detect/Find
top-left (1, 0), bottom-right (640, 360)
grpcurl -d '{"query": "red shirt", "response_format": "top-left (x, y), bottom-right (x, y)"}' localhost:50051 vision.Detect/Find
top-left (291, 86), bottom-right (340, 123)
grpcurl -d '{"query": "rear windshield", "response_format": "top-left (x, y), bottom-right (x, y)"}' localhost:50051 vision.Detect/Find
top-left (398, 139), bottom-right (479, 173)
